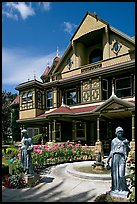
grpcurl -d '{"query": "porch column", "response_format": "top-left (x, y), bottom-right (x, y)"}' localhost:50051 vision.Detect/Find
top-left (128, 112), bottom-right (135, 160)
top-left (95, 117), bottom-right (104, 158)
top-left (52, 120), bottom-right (56, 143)
top-left (105, 26), bottom-right (110, 59)
top-left (72, 120), bottom-right (76, 141)
top-left (97, 117), bottom-right (100, 142)
top-left (132, 113), bottom-right (135, 142)
top-left (48, 121), bottom-right (52, 142)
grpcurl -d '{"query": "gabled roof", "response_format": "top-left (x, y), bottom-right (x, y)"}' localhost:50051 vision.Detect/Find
top-left (110, 26), bottom-right (135, 44)
top-left (94, 95), bottom-right (135, 113)
top-left (70, 11), bottom-right (108, 41)
top-left (50, 11), bottom-right (135, 75)
top-left (10, 95), bottom-right (19, 106)
top-left (47, 104), bottom-right (97, 117)
top-left (41, 65), bottom-right (51, 79)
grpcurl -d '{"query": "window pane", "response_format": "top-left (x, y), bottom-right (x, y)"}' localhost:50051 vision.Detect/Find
top-left (116, 77), bottom-right (130, 89)
top-left (115, 77), bottom-right (131, 97)
top-left (116, 89), bottom-right (131, 97)
top-left (102, 79), bottom-right (108, 90)
top-left (28, 91), bottom-right (32, 102)
top-left (37, 92), bottom-right (42, 102)
top-left (91, 56), bottom-right (101, 63)
top-left (46, 90), bottom-right (53, 108)
top-left (22, 92), bottom-right (27, 103)
top-left (47, 91), bottom-right (52, 99)
top-left (66, 89), bottom-right (77, 105)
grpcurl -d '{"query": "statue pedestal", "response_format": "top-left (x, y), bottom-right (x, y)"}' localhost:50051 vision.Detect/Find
top-left (22, 173), bottom-right (40, 187)
top-left (95, 165), bottom-right (104, 170)
top-left (109, 190), bottom-right (129, 199)
top-left (95, 141), bottom-right (104, 159)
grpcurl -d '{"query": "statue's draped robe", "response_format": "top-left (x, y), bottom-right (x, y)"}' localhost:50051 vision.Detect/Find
top-left (109, 137), bottom-right (130, 192)
top-left (21, 137), bottom-right (33, 173)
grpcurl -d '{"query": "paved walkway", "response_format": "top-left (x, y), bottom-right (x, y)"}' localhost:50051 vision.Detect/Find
top-left (2, 162), bottom-right (111, 202)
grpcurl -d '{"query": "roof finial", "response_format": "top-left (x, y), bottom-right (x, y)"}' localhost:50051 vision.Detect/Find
top-left (61, 96), bottom-right (64, 106)
top-left (34, 71), bottom-right (36, 80)
top-left (47, 62), bottom-right (49, 67)
top-left (111, 83), bottom-right (116, 97)
top-left (28, 74), bottom-right (30, 81)
top-left (56, 46), bottom-right (59, 57)
top-left (94, 12), bottom-right (98, 21)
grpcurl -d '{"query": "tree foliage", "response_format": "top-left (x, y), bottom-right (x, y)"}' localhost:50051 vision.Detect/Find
top-left (2, 90), bottom-right (18, 144)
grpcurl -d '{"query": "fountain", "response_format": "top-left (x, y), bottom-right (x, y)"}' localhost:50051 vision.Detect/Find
top-left (66, 152), bottom-right (111, 180)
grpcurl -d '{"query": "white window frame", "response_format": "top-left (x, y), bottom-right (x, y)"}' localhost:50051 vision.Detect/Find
top-left (22, 92), bottom-right (27, 103)
top-left (46, 89), bottom-right (53, 108)
top-left (76, 121), bottom-right (86, 141)
top-left (27, 91), bottom-right (32, 102)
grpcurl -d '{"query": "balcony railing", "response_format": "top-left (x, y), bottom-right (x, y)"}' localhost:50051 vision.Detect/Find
top-left (81, 61), bottom-right (102, 73)
top-left (81, 50), bottom-right (135, 74)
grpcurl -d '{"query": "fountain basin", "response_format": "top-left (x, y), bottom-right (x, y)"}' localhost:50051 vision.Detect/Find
top-left (66, 161), bottom-right (111, 180)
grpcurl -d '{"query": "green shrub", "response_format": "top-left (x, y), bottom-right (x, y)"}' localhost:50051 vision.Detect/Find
top-left (9, 174), bottom-right (26, 189)
top-left (32, 134), bottom-right (42, 145)
top-left (6, 146), bottom-right (18, 158)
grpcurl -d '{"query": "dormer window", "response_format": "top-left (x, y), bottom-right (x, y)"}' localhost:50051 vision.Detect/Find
top-left (89, 49), bottom-right (102, 64)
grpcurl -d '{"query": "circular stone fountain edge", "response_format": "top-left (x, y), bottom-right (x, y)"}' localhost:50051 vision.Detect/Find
top-left (66, 161), bottom-right (111, 180)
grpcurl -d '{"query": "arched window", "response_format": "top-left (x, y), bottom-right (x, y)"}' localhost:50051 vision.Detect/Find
top-left (22, 92), bottom-right (27, 103)
top-left (89, 49), bottom-right (102, 64)
top-left (27, 91), bottom-right (32, 102)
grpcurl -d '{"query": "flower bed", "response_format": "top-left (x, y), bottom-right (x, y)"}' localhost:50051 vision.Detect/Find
top-left (2, 141), bottom-right (93, 188)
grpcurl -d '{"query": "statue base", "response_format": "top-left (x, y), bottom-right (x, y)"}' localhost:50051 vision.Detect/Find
top-left (108, 190), bottom-right (130, 199)
top-left (21, 173), bottom-right (40, 187)
top-left (95, 165), bottom-right (104, 170)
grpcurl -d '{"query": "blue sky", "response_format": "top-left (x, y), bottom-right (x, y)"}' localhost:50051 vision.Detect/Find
top-left (2, 2), bottom-right (135, 94)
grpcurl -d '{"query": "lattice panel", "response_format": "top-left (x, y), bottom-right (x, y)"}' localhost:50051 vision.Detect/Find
top-left (82, 91), bottom-right (91, 102)
top-left (91, 89), bottom-right (100, 101)
top-left (92, 80), bottom-right (99, 88)
top-left (83, 82), bottom-right (90, 90)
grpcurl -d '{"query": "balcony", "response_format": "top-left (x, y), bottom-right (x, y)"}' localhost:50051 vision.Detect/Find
top-left (81, 50), bottom-right (135, 74)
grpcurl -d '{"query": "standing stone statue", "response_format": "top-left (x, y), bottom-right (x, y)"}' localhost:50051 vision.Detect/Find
top-left (21, 129), bottom-right (33, 174)
top-left (107, 126), bottom-right (130, 198)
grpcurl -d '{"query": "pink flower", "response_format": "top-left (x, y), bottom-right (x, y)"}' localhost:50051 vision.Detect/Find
top-left (75, 143), bottom-right (80, 147)
top-left (53, 143), bottom-right (58, 147)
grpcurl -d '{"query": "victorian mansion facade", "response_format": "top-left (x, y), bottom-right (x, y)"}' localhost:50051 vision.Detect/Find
top-left (15, 12), bottom-right (135, 154)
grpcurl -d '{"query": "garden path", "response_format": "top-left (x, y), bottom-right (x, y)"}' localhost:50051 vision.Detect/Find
top-left (2, 162), bottom-right (111, 202)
